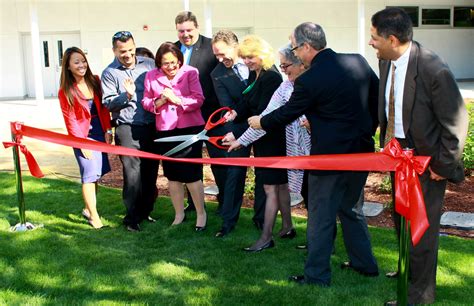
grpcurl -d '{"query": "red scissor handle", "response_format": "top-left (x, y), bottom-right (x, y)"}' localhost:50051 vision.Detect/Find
top-left (204, 107), bottom-right (232, 131)
top-left (207, 136), bottom-right (229, 149)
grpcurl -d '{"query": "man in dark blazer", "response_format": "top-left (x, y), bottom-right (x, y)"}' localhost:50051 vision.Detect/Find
top-left (174, 11), bottom-right (225, 212)
top-left (369, 8), bottom-right (468, 305)
top-left (254, 22), bottom-right (380, 286)
top-left (210, 30), bottom-right (266, 237)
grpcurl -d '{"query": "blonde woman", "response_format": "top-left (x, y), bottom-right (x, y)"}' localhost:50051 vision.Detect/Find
top-left (224, 35), bottom-right (285, 252)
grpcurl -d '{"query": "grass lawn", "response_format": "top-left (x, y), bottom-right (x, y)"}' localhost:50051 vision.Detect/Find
top-left (0, 172), bottom-right (472, 305)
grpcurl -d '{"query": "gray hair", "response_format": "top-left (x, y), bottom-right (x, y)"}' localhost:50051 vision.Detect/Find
top-left (279, 44), bottom-right (302, 65)
top-left (293, 22), bottom-right (326, 51)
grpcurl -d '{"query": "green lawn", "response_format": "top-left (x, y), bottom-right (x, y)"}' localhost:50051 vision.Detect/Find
top-left (0, 172), bottom-right (472, 305)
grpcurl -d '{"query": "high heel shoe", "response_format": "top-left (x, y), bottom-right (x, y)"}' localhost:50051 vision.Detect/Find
top-left (279, 228), bottom-right (297, 239)
top-left (81, 209), bottom-right (91, 221)
top-left (195, 213), bottom-right (207, 232)
top-left (172, 214), bottom-right (187, 226)
top-left (243, 239), bottom-right (275, 252)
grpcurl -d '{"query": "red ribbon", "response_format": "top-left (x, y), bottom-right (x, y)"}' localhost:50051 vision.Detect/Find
top-left (3, 123), bottom-right (44, 178)
top-left (382, 139), bottom-right (430, 245)
top-left (6, 122), bottom-right (431, 245)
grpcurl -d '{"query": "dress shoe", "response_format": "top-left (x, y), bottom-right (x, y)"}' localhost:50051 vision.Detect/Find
top-left (295, 244), bottom-right (307, 250)
top-left (243, 239), bottom-right (275, 252)
top-left (385, 271), bottom-right (399, 278)
top-left (215, 227), bottom-right (232, 238)
top-left (385, 300), bottom-right (414, 306)
top-left (279, 228), bottom-right (297, 239)
top-left (340, 261), bottom-right (379, 277)
top-left (145, 216), bottom-right (157, 223)
top-left (171, 214), bottom-right (187, 226)
top-left (88, 219), bottom-right (108, 229)
top-left (288, 275), bottom-right (306, 284)
top-left (126, 223), bottom-right (141, 232)
top-left (195, 214), bottom-right (207, 232)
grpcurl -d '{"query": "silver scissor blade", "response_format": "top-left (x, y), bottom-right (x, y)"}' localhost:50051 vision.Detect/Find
top-left (154, 135), bottom-right (194, 142)
top-left (163, 135), bottom-right (200, 157)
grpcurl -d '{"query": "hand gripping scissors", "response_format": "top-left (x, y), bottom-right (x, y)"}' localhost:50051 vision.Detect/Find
top-left (154, 107), bottom-right (231, 157)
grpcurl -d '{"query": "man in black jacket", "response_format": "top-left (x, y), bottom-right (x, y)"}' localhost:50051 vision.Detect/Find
top-left (253, 22), bottom-right (379, 286)
top-left (210, 30), bottom-right (266, 237)
top-left (174, 11), bottom-right (224, 212)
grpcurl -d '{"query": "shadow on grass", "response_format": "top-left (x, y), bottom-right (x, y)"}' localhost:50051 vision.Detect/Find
top-left (0, 172), bottom-right (472, 304)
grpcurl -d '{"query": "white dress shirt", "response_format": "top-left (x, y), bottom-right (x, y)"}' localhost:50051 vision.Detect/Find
top-left (385, 41), bottom-right (412, 139)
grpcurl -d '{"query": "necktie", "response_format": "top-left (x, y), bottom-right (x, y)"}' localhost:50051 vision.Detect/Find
top-left (384, 63), bottom-right (396, 146)
top-left (233, 64), bottom-right (247, 85)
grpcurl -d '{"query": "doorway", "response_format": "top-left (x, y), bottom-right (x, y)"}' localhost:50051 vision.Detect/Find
top-left (22, 33), bottom-right (81, 98)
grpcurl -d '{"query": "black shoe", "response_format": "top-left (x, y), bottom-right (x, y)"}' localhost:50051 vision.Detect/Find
top-left (215, 227), bottom-right (231, 238)
top-left (385, 271), bottom-right (399, 278)
top-left (171, 214), bottom-right (187, 226)
top-left (126, 223), bottom-right (141, 232)
top-left (243, 239), bottom-right (275, 252)
top-left (340, 261), bottom-right (379, 277)
top-left (279, 228), bottom-right (297, 239)
top-left (288, 275), bottom-right (306, 284)
top-left (295, 244), bottom-right (307, 250)
top-left (253, 220), bottom-right (264, 231)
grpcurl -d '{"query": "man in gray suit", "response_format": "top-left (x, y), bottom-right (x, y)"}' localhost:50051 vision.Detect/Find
top-left (369, 7), bottom-right (468, 305)
top-left (210, 30), bottom-right (266, 237)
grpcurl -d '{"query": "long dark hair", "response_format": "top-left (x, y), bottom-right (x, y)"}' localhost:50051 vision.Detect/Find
top-left (59, 47), bottom-right (101, 108)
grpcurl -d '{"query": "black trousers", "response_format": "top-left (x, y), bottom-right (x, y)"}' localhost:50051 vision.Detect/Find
top-left (305, 171), bottom-right (378, 285)
top-left (391, 171), bottom-right (447, 304)
top-left (218, 145), bottom-right (265, 231)
top-left (115, 124), bottom-right (159, 225)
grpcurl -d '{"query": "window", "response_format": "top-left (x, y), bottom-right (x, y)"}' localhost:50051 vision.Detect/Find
top-left (43, 41), bottom-right (49, 67)
top-left (454, 7), bottom-right (474, 27)
top-left (387, 6), bottom-right (419, 27)
top-left (57, 40), bottom-right (63, 66)
top-left (422, 8), bottom-right (451, 26)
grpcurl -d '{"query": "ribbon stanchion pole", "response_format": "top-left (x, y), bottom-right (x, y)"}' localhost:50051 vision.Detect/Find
top-left (397, 217), bottom-right (410, 305)
top-left (8, 122), bottom-right (41, 232)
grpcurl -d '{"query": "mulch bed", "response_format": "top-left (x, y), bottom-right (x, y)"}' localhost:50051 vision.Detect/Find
top-left (100, 153), bottom-right (473, 239)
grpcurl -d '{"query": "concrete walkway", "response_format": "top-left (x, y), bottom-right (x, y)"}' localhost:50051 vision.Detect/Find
top-left (1, 82), bottom-right (473, 180)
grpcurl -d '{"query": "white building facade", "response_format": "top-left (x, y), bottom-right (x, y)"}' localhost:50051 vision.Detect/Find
top-left (1, 0), bottom-right (473, 100)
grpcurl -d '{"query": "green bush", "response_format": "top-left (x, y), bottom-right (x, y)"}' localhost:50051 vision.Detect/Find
top-left (462, 102), bottom-right (474, 172)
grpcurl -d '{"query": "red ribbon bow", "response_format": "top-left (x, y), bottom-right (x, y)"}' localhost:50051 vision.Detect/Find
top-left (382, 139), bottom-right (430, 245)
top-left (2, 123), bottom-right (44, 178)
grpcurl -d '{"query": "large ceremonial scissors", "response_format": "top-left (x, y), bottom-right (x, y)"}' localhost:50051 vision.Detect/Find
top-left (154, 107), bottom-right (232, 157)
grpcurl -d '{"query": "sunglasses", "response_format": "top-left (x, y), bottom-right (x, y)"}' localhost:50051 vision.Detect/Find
top-left (112, 31), bottom-right (133, 42)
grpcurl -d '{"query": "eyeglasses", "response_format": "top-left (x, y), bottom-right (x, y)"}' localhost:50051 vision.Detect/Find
top-left (112, 31), bottom-right (133, 42)
top-left (290, 43), bottom-right (304, 54)
top-left (161, 61), bottom-right (179, 68)
top-left (279, 63), bottom-right (293, 70)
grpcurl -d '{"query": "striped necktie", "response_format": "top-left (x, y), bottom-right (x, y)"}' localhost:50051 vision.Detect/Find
top-left (384, 63), bottom-right (396, 146)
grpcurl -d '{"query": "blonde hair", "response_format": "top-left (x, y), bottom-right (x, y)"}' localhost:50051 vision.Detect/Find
top-left (238, 35), bottom-right (275, 70)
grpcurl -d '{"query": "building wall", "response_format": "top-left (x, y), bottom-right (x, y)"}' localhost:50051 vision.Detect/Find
top-left (1, 0), bottom-right (473, 99)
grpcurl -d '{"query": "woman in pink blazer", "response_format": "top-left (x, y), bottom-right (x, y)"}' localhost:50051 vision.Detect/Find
top-left (142, 42), bottom-right (207, 231)
top-left (58, 47), bottom-right (112, 229)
